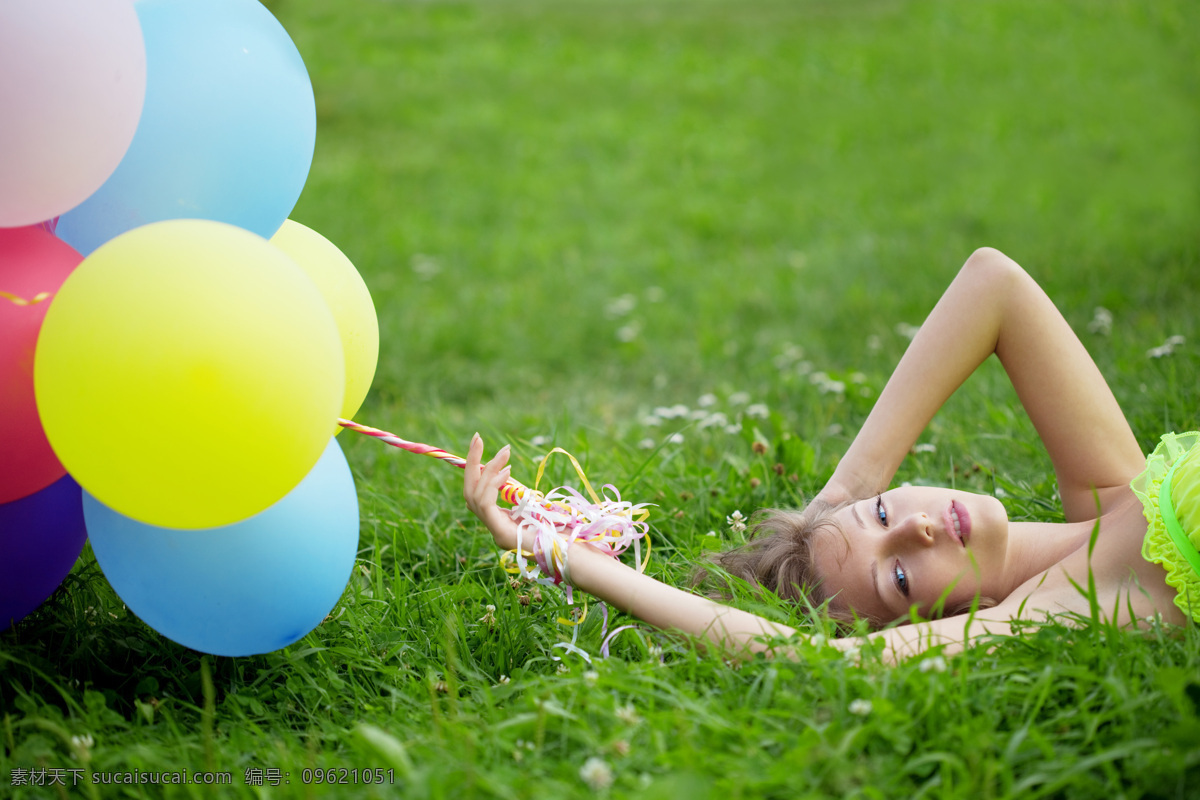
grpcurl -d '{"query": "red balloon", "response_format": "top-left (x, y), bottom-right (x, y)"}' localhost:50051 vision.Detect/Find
top-left (0, 225), bottom-right (81, 503)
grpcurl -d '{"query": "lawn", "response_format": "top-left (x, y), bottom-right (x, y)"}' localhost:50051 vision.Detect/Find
top-left (3, 0), bottom-right (1200, 797)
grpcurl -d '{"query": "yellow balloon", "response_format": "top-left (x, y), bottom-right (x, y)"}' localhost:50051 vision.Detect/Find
top-left (270, 220), bottom-right (379, 428)
top-left (34, 219), bottom-right (344, 529)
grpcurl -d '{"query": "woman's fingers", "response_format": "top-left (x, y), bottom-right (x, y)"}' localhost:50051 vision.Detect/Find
top-left (462, 435), bottom-right (521, 550)
top-left (464, 436), bottom-right (511, 511)
top-left (464, 433), bottom-right (484, 506)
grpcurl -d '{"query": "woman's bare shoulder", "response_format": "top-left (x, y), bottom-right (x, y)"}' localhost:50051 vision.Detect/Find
top-left (998, 498), bottom-right (1185, 626)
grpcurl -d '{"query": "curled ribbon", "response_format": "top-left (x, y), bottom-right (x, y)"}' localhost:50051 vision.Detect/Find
top-left (1, 290), bottom-right (52, 306)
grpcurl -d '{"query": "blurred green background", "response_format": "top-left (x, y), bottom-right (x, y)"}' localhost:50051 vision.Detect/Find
top-left (281, 0), bottom-right (1196, 423)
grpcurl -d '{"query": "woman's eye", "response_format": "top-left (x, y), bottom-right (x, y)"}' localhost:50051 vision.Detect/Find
top-left (894, 562), bottom-right (909, 596)
top-left (875, 495), bottom-right (888, 527)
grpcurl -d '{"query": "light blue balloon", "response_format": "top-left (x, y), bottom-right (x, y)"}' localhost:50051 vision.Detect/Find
top-left (57, 0), bottom-right (316, 255)
top-left (85, 438), bottom-right (358, 656)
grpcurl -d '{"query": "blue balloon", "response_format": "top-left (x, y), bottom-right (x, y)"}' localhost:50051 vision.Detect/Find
top-left (84, 438), bottom-right (358, 656)
top-left (0, 475), bottom-right (87, 631)
top-left (57, 0), bottom-right (316, 255)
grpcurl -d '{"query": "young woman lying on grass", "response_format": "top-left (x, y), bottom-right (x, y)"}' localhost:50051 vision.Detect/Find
top-left (464, 247), bottom-right (1199, 662)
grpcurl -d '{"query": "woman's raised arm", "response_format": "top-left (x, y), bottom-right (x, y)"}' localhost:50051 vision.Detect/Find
top-left (819, 247), bottom-right (1143, 521)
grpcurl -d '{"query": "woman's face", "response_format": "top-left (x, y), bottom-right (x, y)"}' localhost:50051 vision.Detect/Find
top-left (815, 487), bottom-right (1010, 622)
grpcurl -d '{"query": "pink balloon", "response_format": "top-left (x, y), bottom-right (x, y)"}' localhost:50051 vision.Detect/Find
top-left (0, 0), bottom-right (146, 227)
top-left (0, 226), bottom-right (82, 503)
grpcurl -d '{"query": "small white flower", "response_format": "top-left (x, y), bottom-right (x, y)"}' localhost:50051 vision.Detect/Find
top-left (640, 414), bottom-right (662, 427)
top-left (919, 655), bottom-right (947, 673)
top-left (580, 757), bottom-right (614, 790)
top-left (655, 404), bottom-right (690, 419)
top-left (605, 294), bottom-right (637, 317)
top-left (1147, 335), bottom-right (1185, 359)
top-left (745, 403), bottom-right (769, 419)
top-left (809, 372), bottom-right (845, 395)
top-left (638, 438), bottom-right (656, 450)
top-left (729, 391), bottom-right (751, 405)
top-left (689, 408), bottom-right (709, 421)
top-left (912, 443), bottom-right (937, 454)
top-left (615, 704), bottom-right (641, 725)
top-left (699, 412), bottom-right (728, 429)
top-left (896, 322), bottom-right (921, 340)
top-left (667, 432), bottom-right (685, 445)
top-left (530, 435), bottom-right (551, 447)
top-left (70, 734), bottom-right (94, 761)
top-left (727, 510), bottom-right (747, 534)
top-left (725, 423), bottom-right (743, 435)
top-left (410, 253), bottom-right (441, 279)
top-left (616, 321), bottom-right (641, 342)
top-left (557, 663), bottom-right (570, 674)
top-left (479, 604), bottom-right (497, 627)
top-left (848, 699), bottom-right (873, 716)
top-left (697, 393), bottom-right (718, 407)
top-left (705, 531), bottom-right (717, 537)
top-left (583, 670), bottom-right (600, 686)
top-left (826, 423), bottom-right (843, 436)
top-left (498, 675), bottom-right (511, 684)
top-left (772, 343), bottom-right (805, 369)
top-left (1087, 307), bottom-right (1113, 336)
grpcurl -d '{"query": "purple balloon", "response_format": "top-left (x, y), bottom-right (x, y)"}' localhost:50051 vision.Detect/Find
top-left (0, 474), bottom-right (87, 631)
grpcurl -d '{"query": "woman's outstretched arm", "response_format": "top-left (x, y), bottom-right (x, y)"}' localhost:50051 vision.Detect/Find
top-left (463, 435), bottom-right (800, 657)
top-left (820, 247), bottom-right (1143, 521)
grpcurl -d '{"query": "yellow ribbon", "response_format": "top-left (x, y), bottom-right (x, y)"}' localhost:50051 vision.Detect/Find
top-left (534, 447), bottom-right (601, 503)
top-left (1, 290), bottom-right (52, 306)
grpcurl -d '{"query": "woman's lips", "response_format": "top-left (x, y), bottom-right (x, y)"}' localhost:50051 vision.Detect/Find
top-left (947, 500), bottom-right (971, 546)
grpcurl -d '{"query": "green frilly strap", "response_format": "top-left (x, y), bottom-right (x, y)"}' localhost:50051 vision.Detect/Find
top-left (1134, 431), bottom-right (1200, 621)
top-left (1160, 458), bottom-right (1200, 578)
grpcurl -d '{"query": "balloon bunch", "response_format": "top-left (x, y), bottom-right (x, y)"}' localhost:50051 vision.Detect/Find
top-left (1, 0), bottom-right (377, 656)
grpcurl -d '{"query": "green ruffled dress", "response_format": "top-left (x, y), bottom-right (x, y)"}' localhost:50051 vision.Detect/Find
top-left (1132, 431), bottom-right (1200, 622)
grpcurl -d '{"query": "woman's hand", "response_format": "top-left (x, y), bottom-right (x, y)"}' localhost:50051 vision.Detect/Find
top-left (463, 434), bottom-right (521, 551)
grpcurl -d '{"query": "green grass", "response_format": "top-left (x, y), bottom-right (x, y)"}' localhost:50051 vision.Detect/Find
top-left (4, 0), bottom-right (1200, 796)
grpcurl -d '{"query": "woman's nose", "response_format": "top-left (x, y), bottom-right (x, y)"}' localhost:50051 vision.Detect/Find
top-left (892, 513), bottom-right (935, 546)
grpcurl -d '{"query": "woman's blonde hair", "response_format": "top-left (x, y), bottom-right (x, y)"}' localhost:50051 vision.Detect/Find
top-left (694, 500), bottom-right (860, 627)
